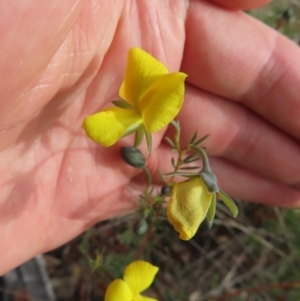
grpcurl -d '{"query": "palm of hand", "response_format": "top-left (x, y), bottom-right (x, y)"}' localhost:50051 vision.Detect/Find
top-left (0, 1), bottom-right (189, 273)
top-left (1, 0), bottom-right (300, 274)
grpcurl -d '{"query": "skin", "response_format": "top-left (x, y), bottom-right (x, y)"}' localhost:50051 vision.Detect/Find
top-left (0, 0), bottom-right (299, 275)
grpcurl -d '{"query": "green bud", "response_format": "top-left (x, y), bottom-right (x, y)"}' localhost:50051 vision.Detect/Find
top-left (161, 186), bottom-right (172, 196)
top-left (120, 147), bottom-right (145, 168)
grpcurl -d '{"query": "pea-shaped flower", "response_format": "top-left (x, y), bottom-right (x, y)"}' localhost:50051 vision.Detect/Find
top-left (105, 260), bottom-right (159, 301)
top-left (83, 47), bottom-right (187, 152)
top-left (167, 177), bottom-right (213, 240)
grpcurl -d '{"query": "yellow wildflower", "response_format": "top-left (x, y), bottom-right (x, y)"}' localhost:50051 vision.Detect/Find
top-left (83, 47), bottom-right (187, 151)
top-left (105, 260), bottom-right (159, 301)
top-left (167, 177), bottom-right (213, 240)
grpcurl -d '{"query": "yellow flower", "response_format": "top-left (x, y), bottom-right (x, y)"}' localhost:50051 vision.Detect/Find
top-left (167, 177), bottom-right (213, 240)
top-left (83, 47), bottom-right (187, 150)
top-left (105, 260), bottom-right (159, 301)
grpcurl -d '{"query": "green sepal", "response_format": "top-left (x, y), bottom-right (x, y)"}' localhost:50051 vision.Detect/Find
top-left (145, 131), bottom-right (152, 156)
top-left (207, 192), bottom-right (216, 228)
top-left (200, 171), bottom-right (219, 193)
top-left (112, 100), bottom-right (134, 109)
top-left (134, 127), bottom-right (145, 148)
top-left (218, 190), bottom-right (239, 217)
top-left (121, 123), bottom-right (142, 138)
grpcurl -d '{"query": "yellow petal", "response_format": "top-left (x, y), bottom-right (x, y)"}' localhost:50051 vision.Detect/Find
top-left (167, 177), bottom-right (212, 240)
top-left (104, 279), bottom-right (133, 301)
top-left (83, 107), bottom-right (142, 147)
top-left (124, 261), bottom-right (159, 295)
top-left (139, 72), bottom-right (187, 133)
top-left (119, 47), bottom-right (168, 107)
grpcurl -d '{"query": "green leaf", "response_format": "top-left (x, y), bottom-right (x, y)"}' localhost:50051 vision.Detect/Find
top-left (174, 120), bottom-right (181, 145)
top-left (184, 157), bottom-right (201, 164)
top-left (194, 134), bottom-right (210, 146)
top-left (165, 137), bottom-right (176, 149)
top-left (158, 169), bottom-right (167, 184)
top-left (189, 131), bottom-right (198, 144)
top-left (218, 190), bottom-right (239, 217)
top-left (171, 157), bottom-right (176, 168)
top-left (183, 152), bottom-right (198, 163)
top-left (207, 193), bottom-right (216, 228)
top-left (170, 120), bottom-right (180, 131)
top-left (179, 166), bottom-right (200, 170)
top-left (133, 127), bottom-right (145, 148)
top-left (163, 171), bottom-right (197, 178)
top-left (112, 100), bottom-right (134, 109)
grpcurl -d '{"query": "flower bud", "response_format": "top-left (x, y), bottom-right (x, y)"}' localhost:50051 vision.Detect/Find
top-left (161, 186), bottom-right (172, 196)
top-left (120, 147), bottom-right (145, 168)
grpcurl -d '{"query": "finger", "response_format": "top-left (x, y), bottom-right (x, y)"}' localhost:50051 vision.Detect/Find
top-left (182, 0), bottom-right (300, 140)
top-left (207, 0), bottom-right (272, 10)
top-left (152, 143), bottom-right (300, 207)
top-left (210, 157), bottom-right (300, 208)
top-left (175, 85), bottom-right (300, 188)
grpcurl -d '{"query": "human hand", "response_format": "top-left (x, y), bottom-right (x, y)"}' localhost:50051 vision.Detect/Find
top-left (1, 0), bottom-right (299, 275)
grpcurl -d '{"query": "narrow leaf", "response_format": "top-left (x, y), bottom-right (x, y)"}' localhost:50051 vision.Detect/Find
top-left (171, 157), bottom-right (176, 168)
top-left (207, 193), bottom-right (216, 228)
top-left (163, 171), bottom-right (197, 177)
top-left (189, 131), bottom-right (198, 144)
top-left (184, 157), bottom-right (201, 164)
top-left (218, 190), bottom-right (239, 217)
top-left (174, 120), bottom-right (181, 145)
top-left (158, 170), bottom-right (167, 184)
top-left (179, 166), bottom-right (200, 170)
top-left (111, 100), bottom-right (134, 109)
top-left (165, 137), bottom-right (176, 149)
top-left (183, 152), bottom-right (198, 163)
top-left (194, 134), bottom-right (210, 146)
top-left (170, 120), bottom-right (180, 131)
